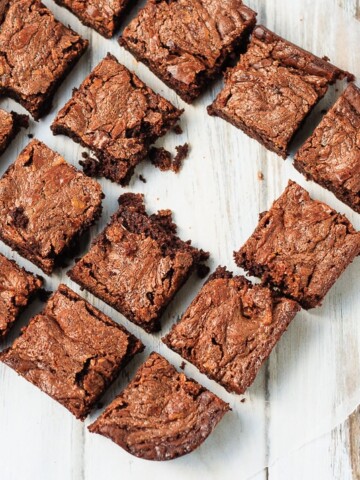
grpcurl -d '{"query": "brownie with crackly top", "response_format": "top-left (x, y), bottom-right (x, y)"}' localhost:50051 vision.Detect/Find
top-left (52, 54), bottom-right (183, 185)
top-left (0, 0), bottom-right (88, 119)
top-left (0, 139), bottom-right (103, 275)
top-left (0, 253), bottom-right (42, 340)
top-left (294, 83), bottom-right (360, 213)
top-left (163, 267), bottom-right (300, 395)
top-left (235, 181), bottom-right (360, 309)
top-left (0, 284), bottom-right (144, 419)
top-left (208, 25), bottom-right (353, 158)
top-left (68, 193), bottom-right (209, 333)
top-left (120, 0), bottom-right (257, 103)
top-left (88, 352), bottom-right (229, 460)
top-left (54, 0), bottom-right (136, 38)
top-left (0, 110), bottom-right (28, 155)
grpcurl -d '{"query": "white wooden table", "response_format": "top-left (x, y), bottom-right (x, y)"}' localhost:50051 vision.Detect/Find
top-left (0, 0), bottom-right (359, 479)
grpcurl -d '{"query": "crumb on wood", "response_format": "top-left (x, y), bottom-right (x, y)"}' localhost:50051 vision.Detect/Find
top-left (139, 174), bottom-right (147, 183)
top-left (180, 361), bottom-right (186, 370)
top-left (149, 144), bottom-right (189, 173)
top-left (257, 171), bottom-right (264, 181)
top-left (27, 133), bottom-right (34, 139)
top-left (173, 124), bottom-right (183, 135)
top-left (240, 398), bottom-right (246, 403)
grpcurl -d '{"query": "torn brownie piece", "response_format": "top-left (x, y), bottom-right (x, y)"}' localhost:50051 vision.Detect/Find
top-left (52, 54), bottom-right (183, 185)
top-left (0, 0), bottom-right (88, 119)
top-left (88, 352), bottom-right (229, 460)
top-left (208, 25), bottom-right (353, 158)
top-left (235, 181), bottom-right (360, 309)
top-left (0, 284), bottom-right (144, 419)
top-left (149, 143), bottom-right (189, 173)
top-left (68, 193), bottom-right (209, 333)
top-left (0, 253), bottom-right (42, 340)
top-left (120, 0), bottom-right (257, 103)
top-left (54, 0), bottom-right (136, 38)
top-left (0, 139), bottom-right (103, 275)
top-left (294, 83), bottom-right (360, 213)
top-left (163, 266), bottom-right (300, 395)
top-left (0, 110), bottom-right (28, 155)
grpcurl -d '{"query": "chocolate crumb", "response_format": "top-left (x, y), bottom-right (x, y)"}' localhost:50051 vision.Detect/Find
top-left (149, 147), bottom-right (173, 171)
top-left (81, 151), bottom-right (89, 159)
top-left (27, 133), bottom-right (34, 139)
top-left (10, 207), bottom-right (29, 229)
top-left (180, 361), bottom-right (186, 370)
top-left (173, 143), bottom-right (189, 173)
top-left (240, 398), bottom-right (246, 403)
top-left (257, 171), bottom-right (264, 181)
top-left (173, 124), bottom-right (183, 135)
top-left (139, 174), bottom-right (147, 183)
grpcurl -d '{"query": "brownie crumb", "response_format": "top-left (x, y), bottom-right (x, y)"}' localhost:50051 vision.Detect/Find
top-left (27, 133), bottom-right (34, 139)
top-left (240, 398), bottom-right (246, 403)
top-left (139, 174), bottom-right (147, 183)
top-left (197, 263), bottom-right (210, 279)
top-left (257, 171), bottom-right (264, 181)
top-left (82, 152), bottom-right (89, 159)
top-left (173, 125), bottom-right (183, 135)
top-left (10, 207), bottom-right (29, 229)
top-left (180, 361), bottom-right (186, 370)
top-left (149, 144), bottom-right (189, 173)
top-left (173, 143), bottom-right (189, 172)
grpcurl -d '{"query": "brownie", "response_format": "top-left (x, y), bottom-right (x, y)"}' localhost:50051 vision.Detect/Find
top-left (0, 139), bottom-right (103, 275)
top-left (52, 54), bottom-right (183, 185)
top-left (294, 84), bottom-right (360, 213)
top-left (0, 284), bottom-right (144, 419)
top-left (0, 253), bottom-right (42, 340)
top-left (68, 193), bottom-right (209, 333)
top-left (54, 0), bottom-right (136, 38)
top-left (88, 352), bottom-right (229, 460)
top-left (0, 110), bottom-right (28, 155)
top-left (163, 267), bottom-right (300, 395)
top-left (235, 181), bottom-right (360, 309)
top-left (0, 0), bottom-right (88, 119)
top-left (208, 25), bottom-right (353, 158)
top-left (120, 0), bottom-right (257, 103)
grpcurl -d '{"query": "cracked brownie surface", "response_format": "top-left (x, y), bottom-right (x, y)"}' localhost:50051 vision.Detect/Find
top-left (88, 352), bottom-right (229, 461)
top-left (0, 284), bottom-right (144, 420)
top-left (0, 253), bottom-right (42, 339)
top-left (208, 25), bottom-right (352, 158)
top-left (163, 267), bottom-right (300, 395)
top-left (0, 109), bottom-right (28, 155)
top-left (68, 193), bottom-right (209, 332)
top-left (120, 0), bottom-right (256, 103)
top-left (54, 0), bottom-right (134, 38)
top-left (52, 54), bottom-right (183, 185)
top-left (0, 139), bottom-right (103, 274)
top-left (0, 0), bottom-right (88, 119)
top-left (235, 181), bottom-right (360, 309)
top-left (295, 83), bottom-right (360, 213)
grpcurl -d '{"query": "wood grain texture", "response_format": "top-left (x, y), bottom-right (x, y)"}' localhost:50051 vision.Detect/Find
top-left (338, 0), bottom-right (360, 18)
top-left (0, 0), bottom-right (359, 479)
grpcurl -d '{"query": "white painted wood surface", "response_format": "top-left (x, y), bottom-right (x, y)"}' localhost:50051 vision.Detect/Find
top-left (0, 0), bottom-right (359, 478)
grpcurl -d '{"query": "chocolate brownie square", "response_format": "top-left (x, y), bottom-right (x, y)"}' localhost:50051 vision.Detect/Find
top-left (0, 253), bottom-right (42, 340)
top-left (68, 193), bottom-right (209, 333)
top-left (120, 0), bottom-right (257, 103)
top-left (0, 110), bottom-right (28, 155)
top-left (0, 284), bottom-right (144, 419)
top-left (0, 139), bottom-right (103, 275)
top-left (235, 181), bottom-right (360, 309)
top-left (163, 267), bottom-right (300, 395)
top-left (0, 0), bottom-right (88, 119)
top-left (88, 352), bottom-right (229, 461)
top-left (294, 84), bottom-right (360, 213)
top-left (208, 25), bottom-right (352, 158)
top-left (52, 54), bottom-right (183, 185)
top-left (54, 0), bottom-right (135, 38)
